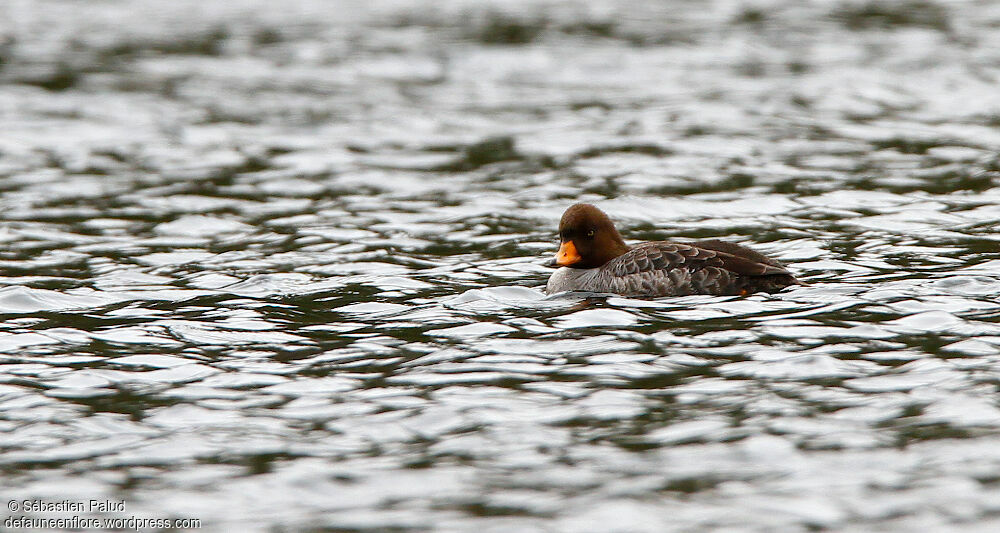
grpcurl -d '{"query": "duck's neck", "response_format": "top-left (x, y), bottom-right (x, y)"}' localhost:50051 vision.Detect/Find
top-left (582, 233), bottom-right (629, 268)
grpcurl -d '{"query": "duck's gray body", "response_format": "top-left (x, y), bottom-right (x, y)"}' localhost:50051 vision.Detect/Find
top-left (546, 239), bottom-right (798, 297)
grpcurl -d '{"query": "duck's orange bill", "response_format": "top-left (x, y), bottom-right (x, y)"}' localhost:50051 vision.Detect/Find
top-left (555, 241), bottom-right (581, 266)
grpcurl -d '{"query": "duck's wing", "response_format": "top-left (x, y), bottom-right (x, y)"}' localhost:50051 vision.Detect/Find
top-left (606, 241), bottom-right (790, 276)
top-left (601, 241), bottom-right (796, 296)
top-left (690, 239), bottom-right (790, 270)
top-left (690, 239), bottom-right (794, 276)
top-left (604, 242), bottom-right (721, 276)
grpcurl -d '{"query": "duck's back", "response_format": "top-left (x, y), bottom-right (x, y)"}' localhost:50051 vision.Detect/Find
top-left (548, 240), bottom-right (798, 297)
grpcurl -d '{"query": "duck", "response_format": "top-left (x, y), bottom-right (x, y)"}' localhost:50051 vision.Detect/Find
top-left (545, 203), bottom-right (800, 297)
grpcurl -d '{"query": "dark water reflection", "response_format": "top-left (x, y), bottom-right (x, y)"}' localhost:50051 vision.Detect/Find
top-left (2, 0), bottom-right (1000, 531)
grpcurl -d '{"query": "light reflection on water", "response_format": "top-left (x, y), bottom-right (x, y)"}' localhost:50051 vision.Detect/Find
top-left (2, 0), bottom-right (1000, 531)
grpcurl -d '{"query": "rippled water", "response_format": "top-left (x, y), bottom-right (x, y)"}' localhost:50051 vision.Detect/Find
top-left (2, 0), bottom-right (1000, 531)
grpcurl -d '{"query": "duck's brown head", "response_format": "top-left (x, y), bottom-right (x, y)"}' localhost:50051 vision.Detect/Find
top-left (553, 203), bottom-right (630, 268)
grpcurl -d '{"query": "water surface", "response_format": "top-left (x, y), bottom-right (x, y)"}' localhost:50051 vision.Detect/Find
top-left (2, 1), bottom-right (1000, 531)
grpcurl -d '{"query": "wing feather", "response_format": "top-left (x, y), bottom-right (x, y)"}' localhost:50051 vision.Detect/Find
top-left (603, 242), bottom-right (724, 278)
top-left (597, 241), bottom-right (795, 296)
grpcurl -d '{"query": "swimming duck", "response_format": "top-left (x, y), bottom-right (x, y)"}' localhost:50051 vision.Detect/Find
top-left (546, 203), bottom-right (800, 297)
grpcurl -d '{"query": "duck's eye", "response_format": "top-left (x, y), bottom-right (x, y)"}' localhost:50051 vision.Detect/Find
top-left (586, 230), bottom-right (595, 238)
